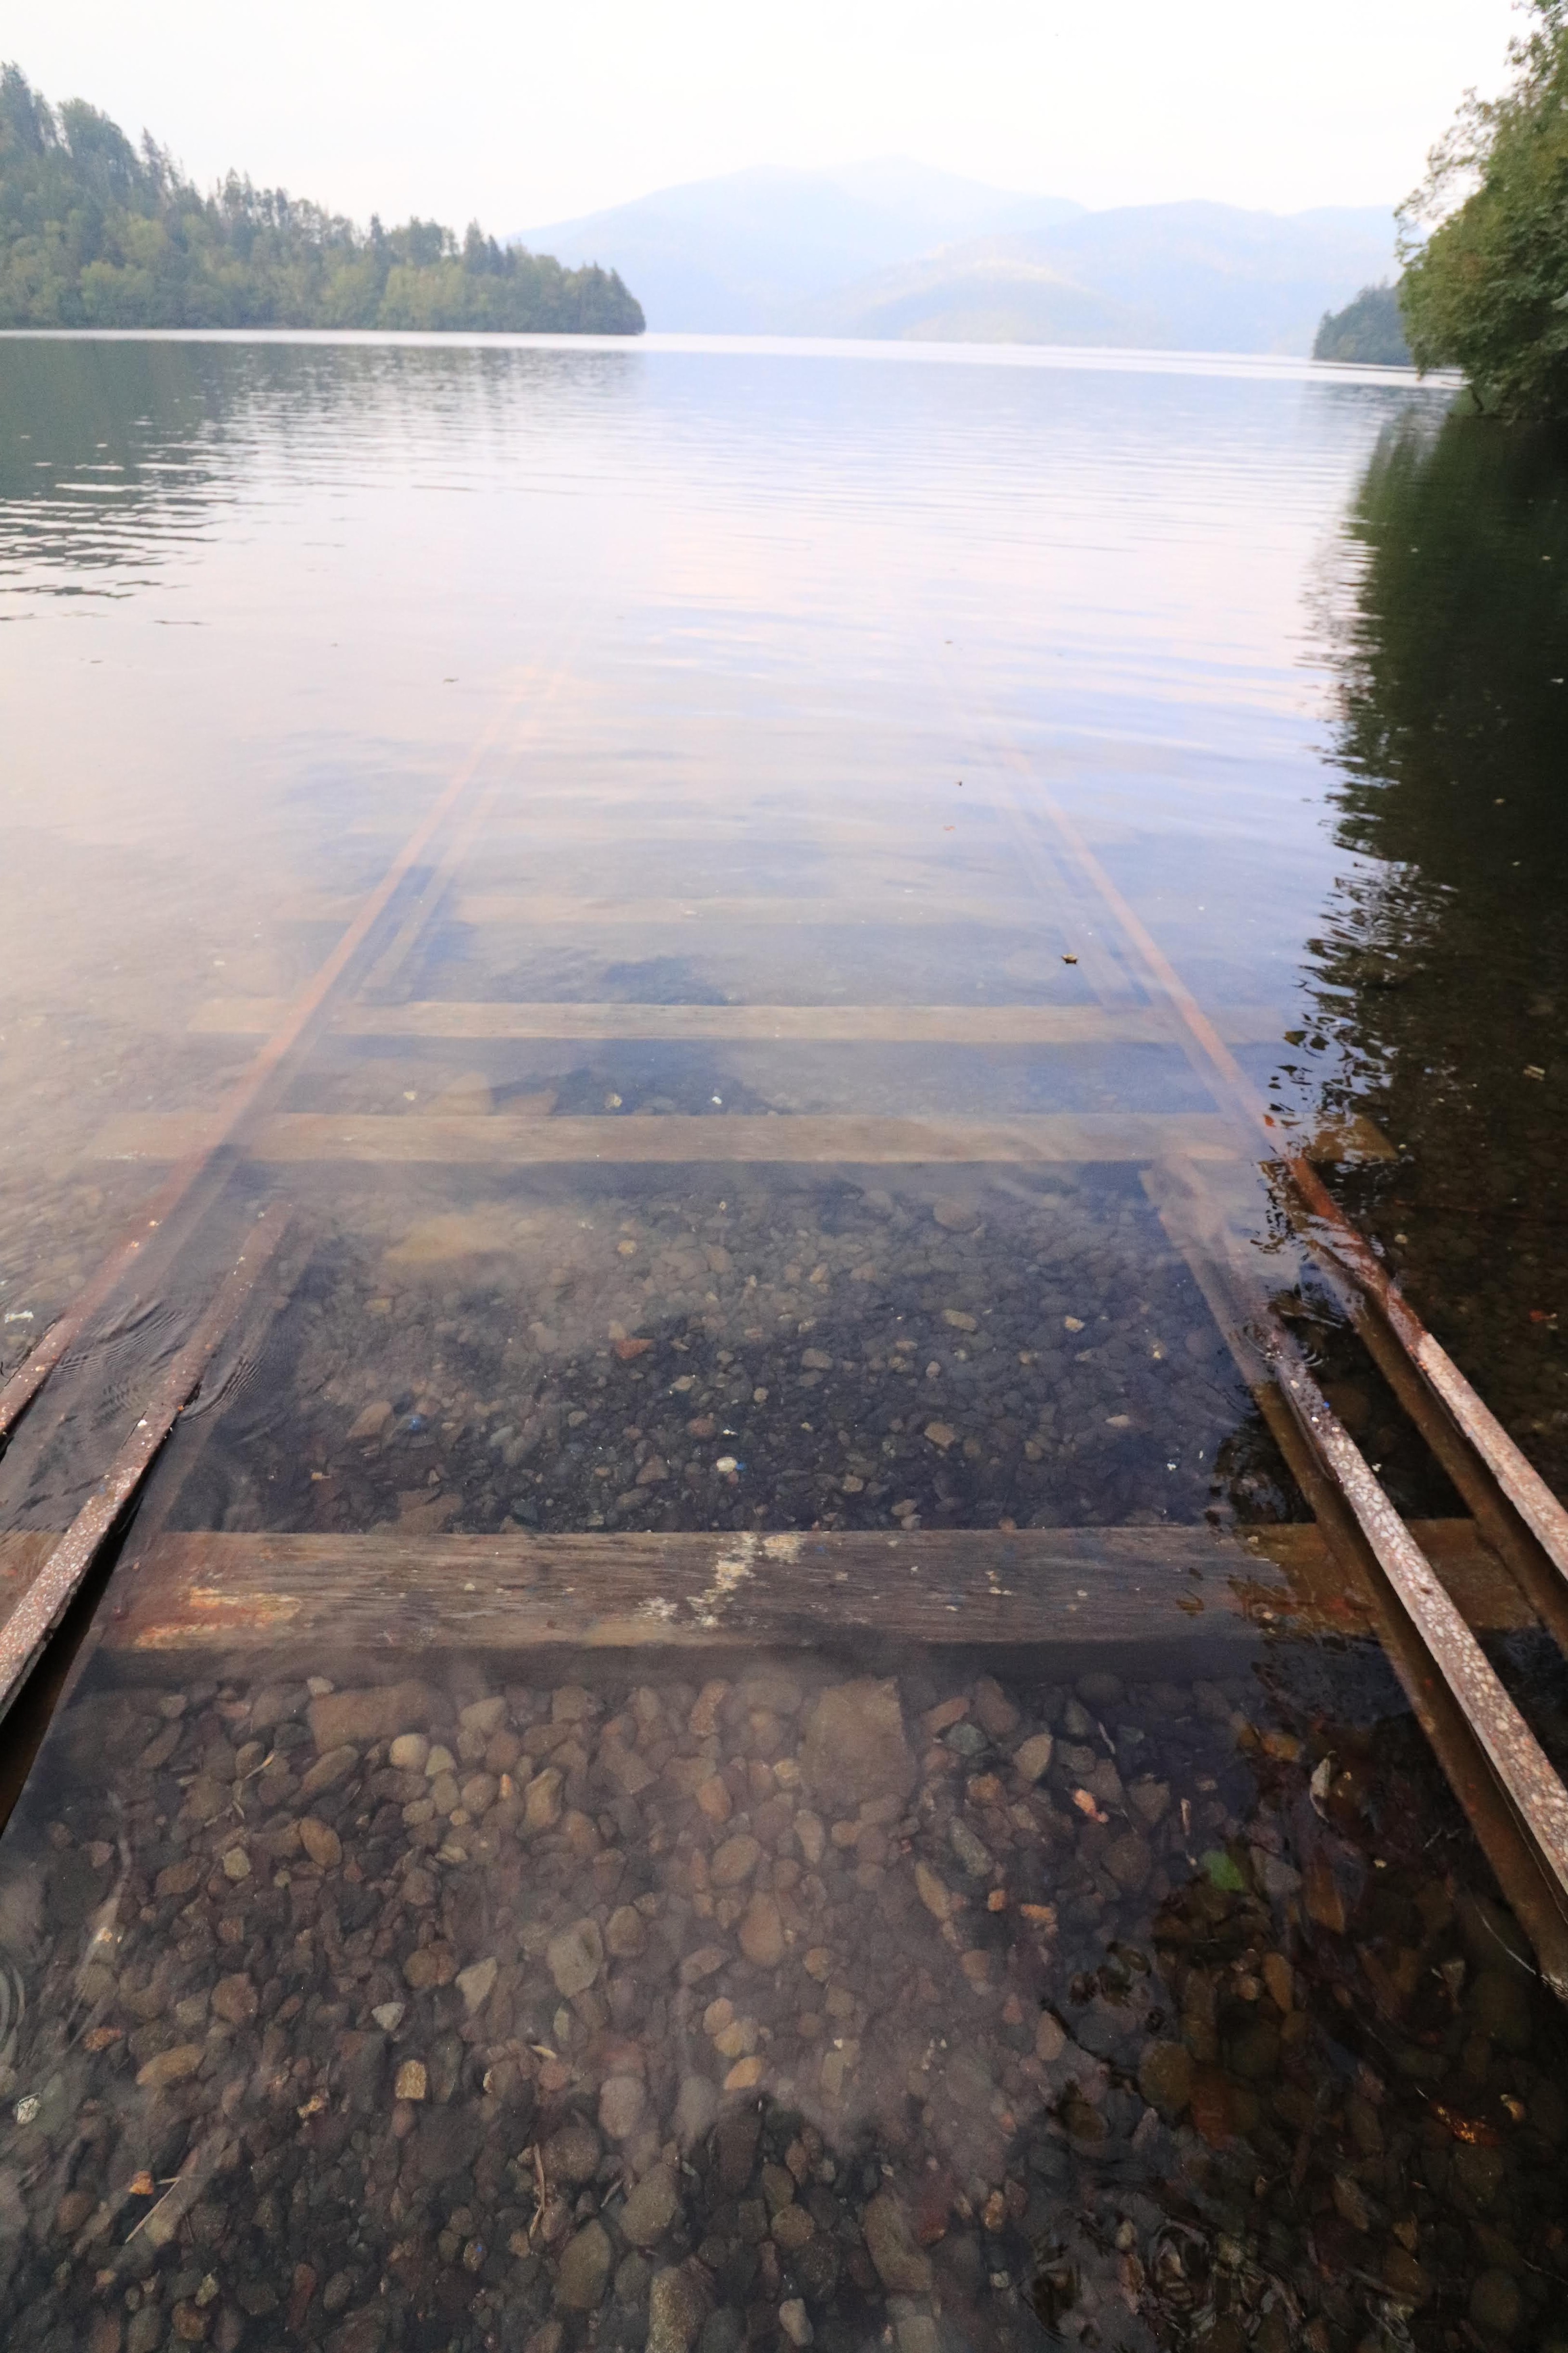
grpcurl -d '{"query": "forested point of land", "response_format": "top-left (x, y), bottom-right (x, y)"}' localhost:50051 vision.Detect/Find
top-left (1312, 283), bottom-right (1411, 367)
top-left (0, 66), bottom-right (644, 334)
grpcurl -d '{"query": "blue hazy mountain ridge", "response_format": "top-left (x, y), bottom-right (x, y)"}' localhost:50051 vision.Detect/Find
top-left (516, 161), bottom-right (1084, 335)
top-left (517, 161), bottom-right (1395, 352)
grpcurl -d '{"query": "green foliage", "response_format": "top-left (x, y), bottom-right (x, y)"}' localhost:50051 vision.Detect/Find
top-left (1397, 0), bottom-right (1568, 414)
top-left (1312, 283), bottom-right (1410, 366)
top-left (0, 65), bottom-right (643, 333)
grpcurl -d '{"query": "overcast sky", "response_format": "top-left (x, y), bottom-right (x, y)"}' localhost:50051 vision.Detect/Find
top-left (9, 0), bottom-right (1520, 231)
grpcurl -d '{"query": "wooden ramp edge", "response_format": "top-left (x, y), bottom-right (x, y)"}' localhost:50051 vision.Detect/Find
top-left (94, 1110), bottom-right (1397, 1170)
top-left (188, 999), bottom-right (1292, 1048)
top-left (60, 1517), bottom-right (1530, 1675)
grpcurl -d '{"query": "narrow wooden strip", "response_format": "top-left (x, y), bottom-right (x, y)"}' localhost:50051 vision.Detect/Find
top-left (451, 895), bottom-right (1028, 928)
top-left (98, 1518), bottom-right (1523, 1660)
top-left (189, 999), bottom-right (1290, 1046)
top-left (0, 1211), bottom-right (289, 1730)
top-left (95, 1110), bottom-right (1244, 1168)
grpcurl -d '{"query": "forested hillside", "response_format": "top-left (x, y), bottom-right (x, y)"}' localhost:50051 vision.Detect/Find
top-left (0, 67), bottom-right (643, 333)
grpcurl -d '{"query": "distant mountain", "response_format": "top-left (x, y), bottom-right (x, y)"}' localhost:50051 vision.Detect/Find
top-left (795, 201), bottom-right (1399, 355)
top-left (515, 160), bottom-right (1081, 334)
top-left (517, 165), bottom-right (1396, 354)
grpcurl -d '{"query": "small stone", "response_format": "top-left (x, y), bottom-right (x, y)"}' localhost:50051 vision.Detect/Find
top-left (599, 2075), bottom-right (647, 2140)
top-left (1138, 2042), bottom-right (1193, 2114)
top-left (923, 1422), bottom-right (956, 1449)
top-left (1105, 1831), bottom-right (1152, 1892)
top-left (546, 2121), bottom-right (603, 2183)
top-left (941, 1311), bottom-right (977, 1334)
top-left (862, 2193), bottom-right (932, 2294)
top-left (679, 1943), bottom-right (727, 1986)
top-left (299, 1745), bottom-right (359, 1800)
top-left (212, 1974), bottom-right (258, 2026)
top-left (459, 1694), bottom-right (507, 1735)
top-left (457, 1957), bottom-right (498, 2015)
top-left (300, 1817), bottom-right (342, 1869)
top-left (739, 1892), bottom-right (785, 1966)
top-left (389, 1733), bottom-right (430, 1771)
top-left (220, 1844), bottom-right (252, 1881)
top-left (794, 1811), bottom-right (826, 1865)
top-left (914, 1862), bottom-right (954, 1921)
top-left (1468, 2269), bottom-right (1521, 2338)
top-left (394, 2060), bottom-right (427, 2101)
top-left (1012, 1731), bottom-right (1054, 1781)
top-left (1035, 2011), bottom-right (1067, 2062)
top-left (557, 2220), bottom-right (612, 2311)
top-left (606, 1903), bottom-right (646, 1956)
top-left (710, 1834), bottom-right (762, 1887)
top-left (696, 1775), bottom-right (733, 1823)
top-left (621, 2162), bottom-right (680, 2247)
top-left (1129, 1778), bottom-right (1170, 1827)
top-left (647, 2264), bottom-right (708, 2353)
top-left (973, 1684), bottom-right (1025, 1741)
top-left (347, 1399), bottom-right (393, 1443)
top-left (155, 1859), bottom-right (203, 1898)
top-left (779, 2300), bottom-right (813, 2346)
top-left (308, 1680), bottom-right (434, 1750)
top-left (523, 1767), bottom-right (565, 1832)
top-left (772, 2205), bottom-right (814, 2252)
top-left (137, 2044), bottom-right (205, 2090)
top-left (548, 1919), bottom-right (605, 1996)
top-left (949, 1819), bottom-right (993, 1878)
top-left (724, 2055), bottom-right (766, 2091)
top-left (674, 2075), bottom-right (719, 2142)
top-left (372, 2002), bottom-right (405, 2032)
top-left (801, 1678), bottom-right (915, 1809)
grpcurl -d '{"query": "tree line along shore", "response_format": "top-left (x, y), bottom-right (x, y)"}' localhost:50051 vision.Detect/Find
top-left (0, 66), bottom-right (644, 335)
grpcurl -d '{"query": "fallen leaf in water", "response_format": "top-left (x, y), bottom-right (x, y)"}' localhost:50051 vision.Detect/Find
top-left (1430, 2100), bottom-right (1501, 2147)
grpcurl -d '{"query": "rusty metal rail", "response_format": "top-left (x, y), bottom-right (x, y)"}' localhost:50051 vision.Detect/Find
top-left (990, 753), bottom-right (1568, 1985)
top-left (0, 1206), bottom-right (288, 1732)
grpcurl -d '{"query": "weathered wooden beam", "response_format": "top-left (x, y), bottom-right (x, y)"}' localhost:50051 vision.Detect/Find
top-left (95, 1110), bottom-right (1247, 1168)
top-left (90, 1518), bottom-right (1527, 1673)
top-left (188, 999), bottom-right (1291, 1047)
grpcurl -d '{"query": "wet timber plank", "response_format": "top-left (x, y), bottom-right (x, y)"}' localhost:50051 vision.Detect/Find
top-left (451, 895), bottom-right (1032, 928)
top-left (92, 1519), bottom-right (1530, 1670)
top-left (273, 892), bottom-right (1038, 929)
top-left (189, 999), bottom-right (1290, 1046)
top-left (95, 1111), bottom-right (1245, 1167)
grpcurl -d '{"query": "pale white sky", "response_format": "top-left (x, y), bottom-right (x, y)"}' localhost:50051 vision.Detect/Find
top-left (7, 0), bottom-right (1520, 230)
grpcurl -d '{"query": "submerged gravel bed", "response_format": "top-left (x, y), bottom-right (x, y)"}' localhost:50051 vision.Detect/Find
top-left (185, 1172), bottom-right (1306, 1541)
top-left (0, 1650), bottom-right (1562, 2353)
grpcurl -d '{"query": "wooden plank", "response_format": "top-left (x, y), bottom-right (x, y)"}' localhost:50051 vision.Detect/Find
top-left (97, 1518), bottom-right (1524, 1666)
top-left (451, 894), bottom-right (1034, 928)
top-left (95, 1110), bottom-right (1245, 1168)
top-left (189, 999), bottom-right (1290, 1046)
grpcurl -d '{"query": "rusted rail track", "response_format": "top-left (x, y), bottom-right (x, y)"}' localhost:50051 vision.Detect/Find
top-left (5, 700), bottom-right (1568, 1998)
top-left (989, 752), bottom-right (1568, 1987)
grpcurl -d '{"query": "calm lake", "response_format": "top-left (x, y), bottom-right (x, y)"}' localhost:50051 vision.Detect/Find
top-left (0, 331), bottom-right (1565, 2353)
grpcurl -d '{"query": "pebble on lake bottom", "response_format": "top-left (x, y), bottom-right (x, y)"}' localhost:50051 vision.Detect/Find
top-left (0, 1648), bottom-right (1560, 2353)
